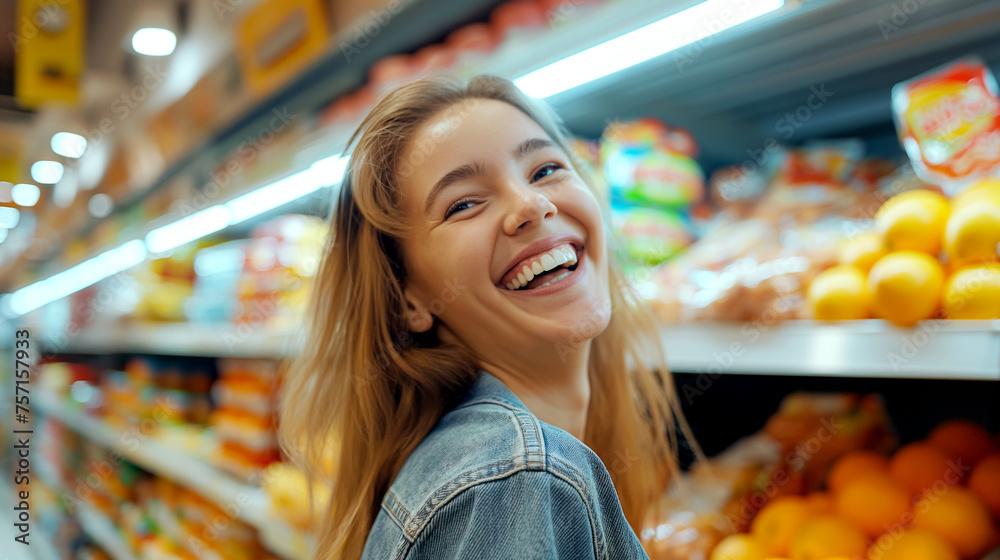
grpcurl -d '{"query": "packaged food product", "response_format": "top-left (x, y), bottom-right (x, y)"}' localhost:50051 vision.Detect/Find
top-left (892, 57), bottom-right (1000, 194)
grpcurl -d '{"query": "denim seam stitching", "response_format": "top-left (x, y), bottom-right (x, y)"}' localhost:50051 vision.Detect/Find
top-left (382, 489), bottom-right (410, 532)
top-left (548, 455), bottom-right (605, 559)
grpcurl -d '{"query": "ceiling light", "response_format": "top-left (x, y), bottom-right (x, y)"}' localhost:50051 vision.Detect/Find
top-left (132, 27), bottom-right (177, 56)
top-left (89, 193), bottom-right (113, 217)
top-left (0, 207), bottom-right (20, 229)
top-left (31, 160), bottom-right (64, 184)
top-left (145, 205), bottom-right (231, 254)
top-left (6, 240), bottom-right (147, 316)
top-left (227, 155), bottom-right (347, 225)
top-left (11, 184), bottom-right (40, 207)
top-left (51, 132), bottom-right (88, 158)
top-left (514, 0), bottom-right (785, 98)
top-left (0, 182), bottom-right (11, 203)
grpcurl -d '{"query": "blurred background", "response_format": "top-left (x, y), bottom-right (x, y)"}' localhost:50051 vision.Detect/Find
top-left (1, 0), bottom-right (1000, 558)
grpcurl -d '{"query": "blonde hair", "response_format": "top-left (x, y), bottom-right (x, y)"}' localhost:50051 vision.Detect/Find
top-left (279, 74), bottom-right (698, 560)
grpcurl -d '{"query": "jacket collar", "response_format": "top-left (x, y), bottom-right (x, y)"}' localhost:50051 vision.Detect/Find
top-left (457, 369), bottom-right (532, 413)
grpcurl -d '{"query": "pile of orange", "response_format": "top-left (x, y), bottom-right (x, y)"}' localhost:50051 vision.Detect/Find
top-left (709, 418), bottom-right (1000, 560)
top-left (807, 179), bottom-right (1000, 326)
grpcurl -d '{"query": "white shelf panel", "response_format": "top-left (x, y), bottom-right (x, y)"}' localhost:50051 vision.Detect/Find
top-left (47, 321), bottom-right (298, 358)
top-left (75, 502), bottom-right (138, 560)
top-left (659, 320), bottom-right (1000, 380)
top-left (33, 390), bottom-right (309, 559)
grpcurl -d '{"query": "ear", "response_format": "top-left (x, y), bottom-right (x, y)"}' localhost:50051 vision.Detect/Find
top-left (403, 288), bottom-right (434, 333)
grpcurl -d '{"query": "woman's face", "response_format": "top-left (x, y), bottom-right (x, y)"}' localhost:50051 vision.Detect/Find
top-left (397, 99), bottom-right (611, 355)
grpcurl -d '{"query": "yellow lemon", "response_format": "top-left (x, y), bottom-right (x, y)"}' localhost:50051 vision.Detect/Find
top-left (867, 251), bottom-right (944, 326)
top-left (943, 264), bottom-right (1000, 319)
top-left (807, 266), bottom-right (869, 321)
top-left (710, 534), bottom-right (770, 560)
top-left (838, 233), bottom-right (886, 273)
top-left (951, 177), bottom-right (1000, 213)
top-left (944, 199), bottom-right (1000, 265)
top-left (875, 189), bottom-right (949, 255)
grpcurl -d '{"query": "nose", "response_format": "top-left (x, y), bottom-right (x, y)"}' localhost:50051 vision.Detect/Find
top-left (502, 179), bottom-right (557, 235)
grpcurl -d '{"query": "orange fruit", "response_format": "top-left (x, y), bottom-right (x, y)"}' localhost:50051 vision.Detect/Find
top-left (788, 515), bottom-right (867, 560)
top-left (839, 233), bottom-right (886, 273)
top-left (750, 496), bottom-right (812, 556)
top-left (912, 486), bottom-right (994, 559)
top-left (802, 493), bottom-right (833, 515)
top-left (943, 264), bottom-right (1000, 319)
top-left (827, 450), bottom-right (890, 494)
top-left (951, 178), bottom-right (1000, 213)
top-left (869, 528), bottom-right (960, 560)
top-left (807, 265), bottom-right (870, 321)
top-left (968, 452), bottom-right (1000, 519)
top-left (834, 473), bottom-right (911, 537)
top-left (867, 251), bottom-right (944, 326)
top-left (945, 197), bottom-right (1000, 265)
top-left (709, 533), bottom-right (770, 560)
top-left (927, 419), bottom-right (996, 467)
top-left (890, 442), bottom-right (959, 496)
top-left (875, 189), bottom-right (949, 254)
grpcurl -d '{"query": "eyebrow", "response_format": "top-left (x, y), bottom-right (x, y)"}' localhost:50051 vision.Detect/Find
top-left (423, 138), bottom-right (555, 216)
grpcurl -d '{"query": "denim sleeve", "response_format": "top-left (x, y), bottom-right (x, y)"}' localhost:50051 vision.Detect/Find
top-left (404, 470), bottom-right (597, 560)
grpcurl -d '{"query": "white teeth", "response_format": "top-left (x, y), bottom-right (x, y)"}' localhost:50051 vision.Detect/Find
top-left (503, 243), bottom-right (581, 291)
top-left (540, 253), bottom-right (557, 271)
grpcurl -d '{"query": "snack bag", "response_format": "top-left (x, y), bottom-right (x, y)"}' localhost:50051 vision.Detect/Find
top-left (892, 57), bottom-right (1000, 194)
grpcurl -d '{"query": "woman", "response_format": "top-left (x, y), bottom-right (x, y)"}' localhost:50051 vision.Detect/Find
top-left (279, 74), bottom-right (697, 559)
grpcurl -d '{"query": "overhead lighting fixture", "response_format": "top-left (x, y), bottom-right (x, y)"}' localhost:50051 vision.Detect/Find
top-left (88, 193), bottom-right (113, 217)
top-left (145, 205), bottom-right (231, 254)
top-left (11, 184), bottom-right (40, 207)
top-left (227, 155), bottom-right (347, 225)
top-left (514, 0), bottom-right (785, 98)
top-left (5, 239), bottom-right (147, 317)
top-left (51, 132), bottom-right (88, 158)
top-left (0, 207), bottom-right (20, 229)
top-left (0, 182), bottom-right (11, 203)
top-left (31, 160), bottom-right (64, 184)
top-left (132, 27), bottom-right (177, 56)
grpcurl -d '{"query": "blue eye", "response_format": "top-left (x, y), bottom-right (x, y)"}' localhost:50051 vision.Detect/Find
top-left (532, 163), bottom-right (563, 182)
top-left (445, 197), bottom-right (476, 219)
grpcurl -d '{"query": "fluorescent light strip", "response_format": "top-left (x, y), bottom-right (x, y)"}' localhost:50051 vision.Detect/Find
top-left (227, 155), bottom-right (347, 225)
top-left (7, 240), bottom-right (147, 316)
top-left (145, 205), bottom-right (232, 254)
top-left (1, 154), bottom-right (348, 317)
top-left (514, 0), bottom-right (785, 98)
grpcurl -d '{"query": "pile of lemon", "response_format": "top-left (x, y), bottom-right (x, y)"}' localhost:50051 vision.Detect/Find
top-left (807, 178), bottom-right (1000, 326)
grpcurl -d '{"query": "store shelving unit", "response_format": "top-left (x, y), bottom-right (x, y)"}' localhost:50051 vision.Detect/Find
top-left (34, 390), bottom-right (312, 560)
top-left (659, 320), bottom-right (1000, 380)
top-left (45, 319), bottom-right (1000, 381)
top-left (34, 459), bottom-right (136, 560)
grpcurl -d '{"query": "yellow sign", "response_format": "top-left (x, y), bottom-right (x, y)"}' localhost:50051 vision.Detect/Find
top-left (236, 0), bottom-right (329, 97)
top-left (14, 0), bottom-right (85, 108)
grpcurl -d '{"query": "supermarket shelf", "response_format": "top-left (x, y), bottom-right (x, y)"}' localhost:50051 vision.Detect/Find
top-left (660, 320), bottom-right (1000, 380)
top-left (47, 319), bottom-right (1000, 379)
top-left (46, 321), bottom-right (299, 358)
top-left (75, 501), bottom-right (138, 560)
top-left (32, 392), bottom-right (287, 549)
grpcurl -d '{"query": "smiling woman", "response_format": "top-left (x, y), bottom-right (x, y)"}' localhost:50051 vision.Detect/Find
top-left (278, 74), bottom-right (699, 560)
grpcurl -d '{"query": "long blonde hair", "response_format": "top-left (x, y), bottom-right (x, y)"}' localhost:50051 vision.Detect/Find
top-left (279, 74), bottom-right (697, 559)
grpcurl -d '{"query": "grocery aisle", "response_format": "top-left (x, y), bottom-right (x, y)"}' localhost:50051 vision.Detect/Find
top-left (0, 0), bottom-right (999, 559)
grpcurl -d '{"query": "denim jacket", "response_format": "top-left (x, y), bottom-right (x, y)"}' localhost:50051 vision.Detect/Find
top-left (361, 370), bottom-right (651, 560)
